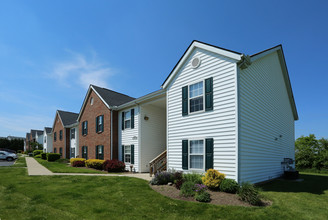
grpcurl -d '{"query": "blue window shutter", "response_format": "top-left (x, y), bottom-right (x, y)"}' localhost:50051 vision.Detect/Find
top-left (121, 112), bottom-right (125, 130)
top-left (182, 86), bottom-right (188, 116)
top-left (182, 140), bottom-right (188, 170)
top-left (131, 109), bottom-right (135, 129)
top-left (205, 138), bottom-right (214, 170)
top-left (205, 77), bottom-right (213, 111)
top-left (121, 145), bottom-right (124, 162)
top-left (131, 144), bottom-right (135, 164)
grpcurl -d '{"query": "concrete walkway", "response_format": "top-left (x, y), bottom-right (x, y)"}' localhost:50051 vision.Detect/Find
top-left (25, 157), bottom-right (152, 181)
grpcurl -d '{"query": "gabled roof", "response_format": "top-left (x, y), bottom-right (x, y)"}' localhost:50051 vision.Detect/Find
top-left (36, 130), bottom-right (44, 136)
top-left (44, 127), bottom-right (52, 134)
top-left (57, 110), bottom-right (79, 127)
top-left (30, 129), bottom-right (43, 138)
top-left (77, 84), bottom-right (135, 121)
top-left (162, 40), bottom-right (243, 89)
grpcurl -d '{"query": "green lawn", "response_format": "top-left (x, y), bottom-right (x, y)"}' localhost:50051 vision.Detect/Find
top-left (0, 168), bottom-right (327, 220)
top-left (34, 158), bottom-right (106, 174)
top-left (11, 155), bottom-right (26, 167)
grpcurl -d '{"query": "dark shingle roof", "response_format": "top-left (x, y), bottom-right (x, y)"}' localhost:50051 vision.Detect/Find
top-left (45, 127), bottom-right (52, 134)
top-left (58, 110), bottom-right (79, 126)
top-left (30, 130), bottom-right (43, 138)
top-left (92, 85), bottom-right (135, 107)
top-left (36, 131), bottom-right (44, 136)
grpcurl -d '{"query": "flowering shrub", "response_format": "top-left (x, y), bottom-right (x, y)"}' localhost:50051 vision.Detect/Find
top-left (70, 158), bottom-right (86, 166)
top-left (85, 159), bottom-right (105, 170)
top-left (103, 159), bottom-right (125, 172)
top-left (202, 169), bottom-right (225, 190)
top-left (150, 171), bottom-right (175, 185)
top-left (73, 160), bottom-right (85, 167)
top-left (194, 184), bottom-right (207, 194)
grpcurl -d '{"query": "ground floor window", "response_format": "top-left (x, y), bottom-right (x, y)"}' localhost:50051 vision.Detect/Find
top-left (82, 146), bottom-right (88, 160)
top-left (189, 140), bottom-right (204, 169)
top-left (124, 145), bottom-right (131, 163)
top-left (59, 147), bottom-right (63, 156)
top-left (96, 145), bottom-right (104, 160)
top-left (54, 148), bottom-right (57, 153)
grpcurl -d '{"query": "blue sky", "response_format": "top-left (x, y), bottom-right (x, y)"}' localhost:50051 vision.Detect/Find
top-left (0, 0), bottom-right (327, 139)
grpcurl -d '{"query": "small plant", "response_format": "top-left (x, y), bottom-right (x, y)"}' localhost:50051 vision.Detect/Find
top-left (33, 150), bottom-right (43, 157)
top-left (219, 178), bottom-right (239, 193)
top-left (73, 161), bottom-right (85, 167)
top-left (180, 181), bottom-right (196, 197)
top-left (85, 159), bottom-right (105, 170)
top-left (150, 171), bottom-right (174, 185)
top-left (195, 191), bottom-right (211, 203)
top-left (34, 154), bottom-right (41, 158)
top-left (47, 153), bottom-right (61, 162)
top-left (194, 184), bottom-right (207, 194)
top-left (183, 173), bottom-right (203, 184)
top-left (103, 160), bottom-right (126, 172)
top-left (173, 172), bottom-right (184, 189)
top-left (70, 158), bottom-right (86, 166)
top-left (202, 169), bottom-right (225, 190)
top-left (41, 153), bottom-right (47, 160)
top-left (238, 182), bottom-right (262, 205)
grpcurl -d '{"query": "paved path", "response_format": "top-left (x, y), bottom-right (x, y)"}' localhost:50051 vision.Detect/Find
top-left (25, 157), bottom-right (152, 181)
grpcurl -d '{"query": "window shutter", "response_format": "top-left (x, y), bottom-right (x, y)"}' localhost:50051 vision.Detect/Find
top-left (131, 109), bottom-right (135, 129)
top-left (182, 86), bottom-right (188, 116)
top-left (96, 117), bottom-right (99, 133)
top-left (86, 146), bottom-right (88, 160)
top-left (82, 123), bottom-right (84, 135)
top-left (131, 144), bottom-right (135, 164)
top-left (121, 145), bottom-right (124, 162)
top-left (86, 121), bottom-right (88, 135)
top-left (101, 115), bottom-right (104, 132)
top-left (205, 77), bottom-right (213, 111)
top-left (182, 140), bottom-right (188, 170)
top-left (205, 138), bottom-right (214, 170)
top-left (82, 146), bottom-right (84, 158)
top-left (121, 112), bottom-right (125, 130)
top-left (101, 145), bottom-right (104, 160)
top-left (95, 145), bottom-right (98, 159)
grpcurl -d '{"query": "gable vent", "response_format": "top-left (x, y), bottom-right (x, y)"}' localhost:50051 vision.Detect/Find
top-left (191, 57), bottom-right (201, 68)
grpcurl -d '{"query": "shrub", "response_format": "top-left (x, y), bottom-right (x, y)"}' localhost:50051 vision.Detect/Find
top-left (41, 153), bottom-right (47, 160)
top-left (73, 161), bottom-right (85, 167)
top-left (47, 153), bottom-right (61, 162)
top-left (180, 181), bottom-right (196, 197)
top-left (173, 172), bottom-right (184, 189)
top-left (34, 154), bottom-right (41, 158)
top-left (85, 159), bottom-right (105, 170)
top-left (103, 160), bottom-right (126, 172)
top-left (202, 169), bottom-right (225, 190)
top-left (33, 150), bottom-right (43, 157)
top-left (238, 182), bottom-right (261, 205)
top-left (150, 171), bottom-right (174, 185)
top-left (194, 184), bottom-right (207, 194)
top-left (183, 173), bottom-right (203, 184)
top-left (17, 150), bottom-right (22, 153)
top-left (70, 158), bottom-right (86, 166)
top-left (195, 191), bottom-right (211, 203)
top-left (219, 179), bottom-right (239, 193)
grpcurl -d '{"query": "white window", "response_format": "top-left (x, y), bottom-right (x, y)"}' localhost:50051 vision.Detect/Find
top-left (90, 97), bottom-right (94, 105)
top-left (124, 145), bottom-right (131, 163)
top-left (189, 140), bottom-right (204, 169)
top-left (71, 128), bottom-right (75, 139)
top-left (189, 81), bottom-right (204, 113)
top-left (124, 111), bottom-right (131, 129)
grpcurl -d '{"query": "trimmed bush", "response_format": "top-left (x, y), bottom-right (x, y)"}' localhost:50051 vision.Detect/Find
top-left (17, 150), bottom-right (22, 153)
top-left (33, 150), bottom-right (43, 157)
top-left (150, 171), bottom-right (174, 185)
top-left (195, 191), bottom-right (211, 203)
top-left (34, 154), bottom-right (41, 158)
top-left (219, 179), bottom-right (239, 194)
top-left (202, 169), bottom-right (225, 190)
top-left (180, 181), bottom-right (196, 197)
top-left (70, 158), bottom-right (86, 166)
top-left (73, 161), bottom-right (85, 167)
top-left (103, 160), bottom-right (126, 172)
top-left (47, 153), bottom-right (61, 162)
top-left (238, 182), bottom-right (261, 205)
top-left (183, 173), bottom-right (203, 184)
top-left (85, 159), bottom-right (105, 170)
top-left (41, 153), bottom-right (47, 160)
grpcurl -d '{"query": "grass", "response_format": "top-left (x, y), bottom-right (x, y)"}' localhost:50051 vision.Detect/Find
top-left (34, 158), bottom-right (106, 174)
top-left (0, 168), bottom-right (327, 220)
top-left (11, 155), bottom-right (26, 167)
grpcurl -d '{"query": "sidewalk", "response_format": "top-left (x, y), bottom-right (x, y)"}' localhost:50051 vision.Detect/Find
top-left (25, 157), bottom-right (152, 181)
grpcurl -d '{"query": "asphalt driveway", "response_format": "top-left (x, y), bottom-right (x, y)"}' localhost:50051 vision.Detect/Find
top-left (0, 160), bottom-right (15, 166)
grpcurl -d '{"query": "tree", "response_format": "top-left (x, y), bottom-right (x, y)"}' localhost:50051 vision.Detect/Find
top-left (29, 142), bottom-right (43, 152)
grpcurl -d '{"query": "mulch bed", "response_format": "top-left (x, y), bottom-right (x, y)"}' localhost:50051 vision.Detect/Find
top-left (150, 184), bottom-right (271, 207)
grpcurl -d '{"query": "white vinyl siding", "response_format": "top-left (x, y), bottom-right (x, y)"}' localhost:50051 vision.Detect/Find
top-left (43, 130), bottom-right (53, 153)
top-left (70, 125), bottom-right (79, 158)
top-left (119, 107), bottom-right (139, 172)
top-left (167, 48), bottom-right (238, 180)
top-left (239, 51), bottom-right (295, 184)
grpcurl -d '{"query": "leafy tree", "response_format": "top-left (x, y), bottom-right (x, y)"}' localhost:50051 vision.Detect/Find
top-left (29, 142), bottom-right (43, 152)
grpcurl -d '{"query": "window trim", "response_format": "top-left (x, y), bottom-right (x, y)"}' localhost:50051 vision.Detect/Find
top-left (54, 132), bottom-right (57, 142)
top-left (124, 145), bottom-right (131, 164)
top-left (82, 121), bottom-right (88, 136)
top-left (124, 110), bottom-right (131, 129)
top-left (96, 115), bottom-right (104, 133)
top-left (59, 130), bottom-right (63, 140)
top-left (188, 139), bottom-right (205, 171)
top-left (96, 145), bottom-right (104, 160)
top-left (71, 128), bottom-right (75, 139)
top-left (188, 80), bottom-right (205, 115)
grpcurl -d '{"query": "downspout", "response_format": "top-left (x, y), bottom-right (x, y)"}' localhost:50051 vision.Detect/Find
top-left (110, 109), bottom-right (113, 160)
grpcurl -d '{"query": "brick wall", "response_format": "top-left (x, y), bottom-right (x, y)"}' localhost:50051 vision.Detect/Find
top-left (79, 90), bottom-right (117, 160)
top-left (52, 113), bottom-right (66, 158)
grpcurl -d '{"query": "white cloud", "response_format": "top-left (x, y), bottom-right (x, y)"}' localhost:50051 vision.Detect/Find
top-left (49, 51), bottom-right (114, 89)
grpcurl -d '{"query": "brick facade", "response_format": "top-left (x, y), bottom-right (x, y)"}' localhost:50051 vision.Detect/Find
top-left (52, 114), bottom-right (68, 158)
top-left (79, 90), bottom-right (118, 160)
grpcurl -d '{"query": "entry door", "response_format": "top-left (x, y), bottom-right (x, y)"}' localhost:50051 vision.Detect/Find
top-left (71, 147), bottom-right (75, 158)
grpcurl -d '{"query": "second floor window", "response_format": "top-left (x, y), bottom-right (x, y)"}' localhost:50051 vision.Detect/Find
top-left (96, 115), bottom-right (104, 133)
top-left (54, 132), bottom-right (57, 141)
top-left (59, 130), bottom-right (63, 140)
top-left (71, 128), bottom-right (75, 139)
top-left (124, 111), bottom-right (131, 129)
top-left (82, 121), bottom-right (88, 135)
top-left (189, 81), bottom-right (204, 113)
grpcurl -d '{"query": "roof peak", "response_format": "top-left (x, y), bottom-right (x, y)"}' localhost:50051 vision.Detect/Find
top-left (90, 84), bottom-right (134, 99)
